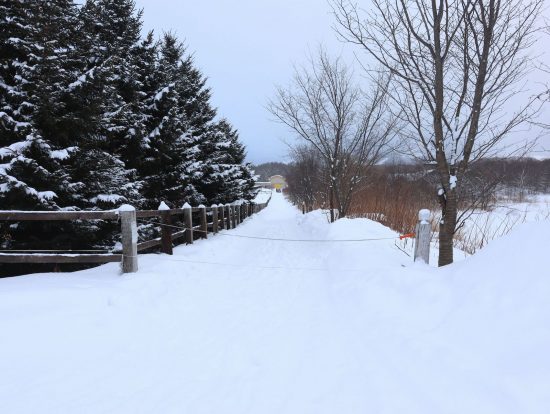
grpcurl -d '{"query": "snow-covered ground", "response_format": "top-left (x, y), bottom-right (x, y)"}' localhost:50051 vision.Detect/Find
top-left (253, 187), bottom-right (273, 204)
top-left (1, 191), bottom-right (549, 413)
top-left (454, 194), bottom-right (550, 256)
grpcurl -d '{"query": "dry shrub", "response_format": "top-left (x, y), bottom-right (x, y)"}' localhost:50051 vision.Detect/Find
top-left (348, 165), bottom-right (436, 235)
top-left (290, 158), bottom-right (550, 257)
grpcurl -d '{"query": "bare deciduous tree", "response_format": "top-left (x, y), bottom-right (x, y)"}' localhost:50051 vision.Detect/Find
top-left (538, 22), bottom-right (550, 132)
top-left (268, 49), bottom-right (398, 221)
top-left (285, 145), bottom-right (325, 210)
top-left (332, 0), bottom-right (544, 265)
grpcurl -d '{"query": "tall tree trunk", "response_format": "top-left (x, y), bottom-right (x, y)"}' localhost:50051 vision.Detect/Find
top-left (438, 189), bottom-right (457, 266)
top-left (339, 189), bottom-right (351, 218)
top-left (329, 184), bottom-right (335, 223)
top-left (333, 178), bottom-right (345, 218)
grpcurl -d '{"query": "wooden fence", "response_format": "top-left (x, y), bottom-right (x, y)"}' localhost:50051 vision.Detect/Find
top-left (0, 196), bottom-right (271, 274)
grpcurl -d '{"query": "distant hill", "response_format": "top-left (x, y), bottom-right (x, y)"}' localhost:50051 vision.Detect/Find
top-left (251, 162), bottom-right (290, 181)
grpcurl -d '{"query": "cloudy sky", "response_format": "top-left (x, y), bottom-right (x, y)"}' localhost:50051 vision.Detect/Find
top-left (135, 1), bottom-right (549, 164)
top-left (134, 0), bottom-right (351, 163)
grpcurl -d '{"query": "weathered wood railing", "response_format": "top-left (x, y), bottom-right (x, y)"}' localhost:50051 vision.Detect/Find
top-left (0, 195), bottom-right (271, 274)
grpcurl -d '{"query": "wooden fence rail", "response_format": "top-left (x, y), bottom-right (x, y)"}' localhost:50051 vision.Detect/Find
top-left (0, 195), bottom-right (271, 274)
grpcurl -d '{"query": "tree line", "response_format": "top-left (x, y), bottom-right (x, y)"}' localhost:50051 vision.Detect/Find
top-left (284, 156), bottom-right (550, 234)
top-left (0, 0), bottom-right (256, 258)
top-left (251, 162), bottom-right (289, 182)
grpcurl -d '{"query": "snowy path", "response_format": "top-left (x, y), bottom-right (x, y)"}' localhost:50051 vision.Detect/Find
top-left (1, 192), bottom-right (549, 413)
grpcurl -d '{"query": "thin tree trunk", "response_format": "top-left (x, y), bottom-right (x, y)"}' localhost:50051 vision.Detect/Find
top-left (438, 190), bottom-right (458, 266)
top-left (329, 184), bottom-right (335, 223)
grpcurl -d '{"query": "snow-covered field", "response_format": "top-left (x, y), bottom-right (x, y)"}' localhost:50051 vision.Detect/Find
top-left (453, 194), bottom-right (550, 256)
top-left (1, 191), bottom-right (549, 413)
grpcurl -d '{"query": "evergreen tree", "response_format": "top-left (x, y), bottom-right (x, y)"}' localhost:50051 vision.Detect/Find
top-left (217, 120), bottom-right (257, 202)
top-left (0, 1), bottom-right (34, 156)
top-left (176, 54), bottom-right (217, 135)
top-left (138, 34), bottom-right (202, 208)
top-left (0, 0), bottom-right (257, 264)
top-left (197, 119), bottom-right (257, 204)
top-left (0, 1), bottom-right (88, 257)
top-left (69, 0), bottom-right (145, 209)
top-left (166, 41), bottom-right (258, 205)
top-left (0, 1), bottom-right (82, 212)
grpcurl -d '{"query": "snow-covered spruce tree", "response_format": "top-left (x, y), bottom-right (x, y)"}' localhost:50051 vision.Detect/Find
top-left (197, 119), bottom-right (257, 204)
top-left (168, 47), bottom-right (256, 204)
top-left (69, 0), bottom-right (145, 210)
top-left (131, 30), bottom-right (159, 158)
top-left (0, 0), bottom-right (89, 255)
top-left (45, 0), bottom-right (151, 251)
top-left (138, 34), bottom-right (201, 208)
top-left (173, 51), bottom-right (217, 206)
top-left (175, 52), bottom-right (217, 136)
top-left (0, 1), bottom-right (77, 210)
top-left (1, 1), bottom-right (255, 264)
top-left (138, 33), bottom-right (257, 209)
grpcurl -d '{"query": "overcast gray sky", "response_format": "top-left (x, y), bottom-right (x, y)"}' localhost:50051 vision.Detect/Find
top-left (135, 1), bottom-right (550, 164)
top-left (135, 0), bottom-right (349, 163)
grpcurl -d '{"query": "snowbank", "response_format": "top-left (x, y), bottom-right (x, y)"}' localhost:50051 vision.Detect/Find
top-left (0, 192), bottom-right (548, 413)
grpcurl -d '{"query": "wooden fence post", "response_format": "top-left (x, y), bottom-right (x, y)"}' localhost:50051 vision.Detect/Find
top-left (242, 201), bottom-right (248, 220)
top-left (183, 202), bottom-right (193, 244)
top-left (414, 209), bottom-right (431, 264)
top-left (231, 203), bottom-right (237, 228)
top-left (226, 204), bottom-right (232, 229)
top-left (236, 203), bottom-right (241, 226)
top-left (219, 204), bottom-right (225, 230)
top-left (199, 204), bottom-right (207, 239)
top-left (212, 204), bottom-right (219, 233)
top-left (119, 205), bottom-right (138, 273)
top-left (302, 201), bottom-right (306, 214)
top-left (158, 201), bottom-right (173, 255)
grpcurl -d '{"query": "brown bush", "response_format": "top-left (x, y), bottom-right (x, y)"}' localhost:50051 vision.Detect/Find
top-left (348, 164), bottom-right (436, 235)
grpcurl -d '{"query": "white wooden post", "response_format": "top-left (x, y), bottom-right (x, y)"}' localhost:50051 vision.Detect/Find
top-left (119, 204), bottom-right (138, 273)
top-left (414, 209), bottom-right (431, 264)
top-left (183, 202), bottom-right (193, 244)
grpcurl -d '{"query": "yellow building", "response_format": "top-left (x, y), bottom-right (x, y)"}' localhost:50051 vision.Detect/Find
top-left (269, 175), bottom-right (287, 191)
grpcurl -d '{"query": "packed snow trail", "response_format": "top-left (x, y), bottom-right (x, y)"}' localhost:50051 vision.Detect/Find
top-left (1, 192), bottom-right (549, 413)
